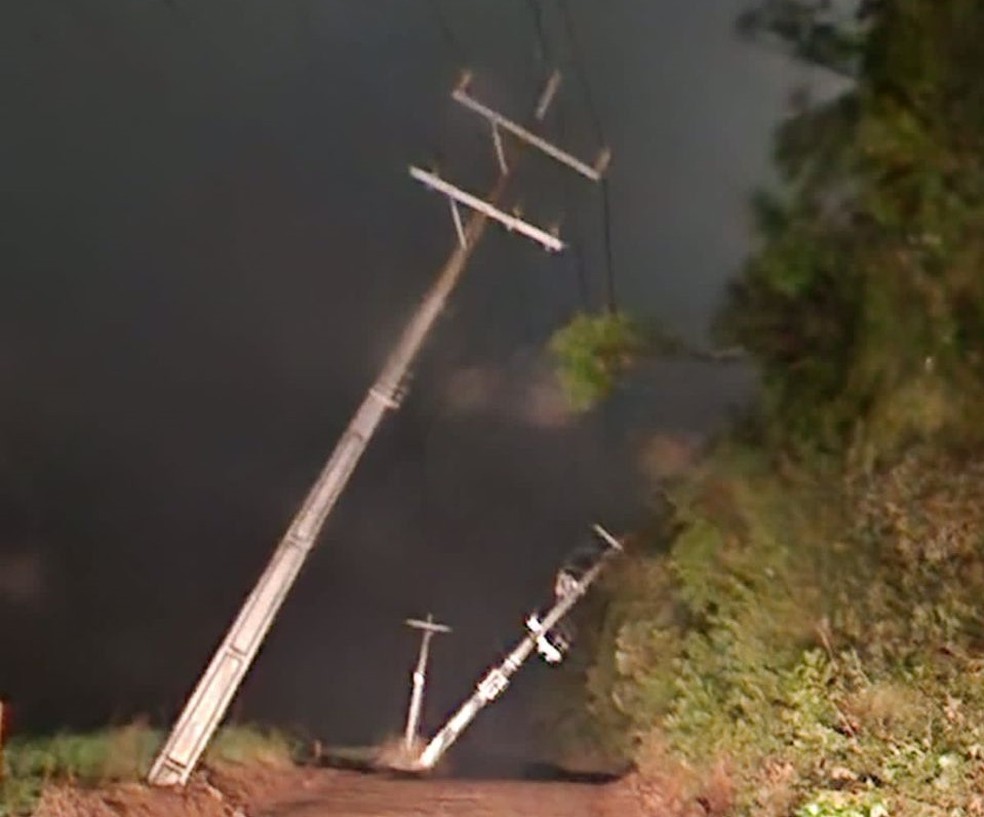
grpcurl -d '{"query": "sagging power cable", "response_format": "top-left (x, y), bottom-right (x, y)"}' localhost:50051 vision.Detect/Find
top-left (522, 1), bottom-right (590, 313)
top-left (428, 0), bottom-right (467, 72)
top-left (424, 0), bottom-right (470, 177)
top-left (557, 0), bottom-right (618, 313)
top-left (556, 0), bottom-right (604, 147)
top-left (570, 236), bottom-right (591, 311)
top-left (555, 55), bottom-right (591, 312)
top-left (599, 178), bottom-right (616, 312)
top-left (524, 0), bottom-right (552, 73)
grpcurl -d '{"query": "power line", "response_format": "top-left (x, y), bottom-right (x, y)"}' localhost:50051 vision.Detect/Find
top-left (524, 0), bottom-right (551, 71)
top-left (556, 0), bottom-right (617, 313)
top-left (570, 238), bottom-right (591, 311)
top-left (424, 0), bottom-right (467, 176)
top-left (526, 0), bottom-right (587, 315)
top-left (556, 0), bottom-right (604, 148)
top-left (428, 0), bottom-right (467, 71)
top-left (599, 179), bottom-right (616, 312)
top-left (555, 72), bottom-right (590, 313)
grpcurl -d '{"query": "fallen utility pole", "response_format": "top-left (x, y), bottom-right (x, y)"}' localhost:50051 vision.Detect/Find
top-left (413, 524), bottom-right (623, 771)
top-left (147, 67), bottom-right (580, 787)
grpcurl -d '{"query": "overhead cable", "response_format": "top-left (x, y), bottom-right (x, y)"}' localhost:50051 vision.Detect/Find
top-left (557, 0), bottom-right (604, 147)
top-left (600, 179), bottom-right (617, 312)
top-left (557, 0), bottom-right (617, 312)
top-left (428, 0), bottom-right (467, 71)
top-left (524, 0), bottom-right (552, 71)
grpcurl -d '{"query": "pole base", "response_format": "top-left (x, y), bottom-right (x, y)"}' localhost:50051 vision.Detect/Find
top-left (371, 736), bottom-right (429, 774)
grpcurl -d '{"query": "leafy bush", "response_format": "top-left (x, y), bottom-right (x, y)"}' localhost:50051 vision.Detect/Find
top-left (548, 311), bottom-right (644, 410)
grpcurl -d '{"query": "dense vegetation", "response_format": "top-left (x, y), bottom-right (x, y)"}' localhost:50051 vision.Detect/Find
top-left (553, 2), bottom-right (984, 814)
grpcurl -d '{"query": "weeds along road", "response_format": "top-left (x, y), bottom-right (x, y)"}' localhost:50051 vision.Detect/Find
top-left (260, 769), bottom-right (614, 817)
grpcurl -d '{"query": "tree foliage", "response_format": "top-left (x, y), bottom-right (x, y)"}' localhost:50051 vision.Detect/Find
top-left (548, 311), bottom-right (645, 411)
top-left (735, 0), bottom-right (870, 78)
top-left (720, 0), bottom-right (984, 461)
top-left (559, 4), bottom-right (984, 815)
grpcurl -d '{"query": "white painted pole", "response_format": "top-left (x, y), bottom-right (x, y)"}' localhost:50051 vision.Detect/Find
top-left (404, 634), bottom-right (431, 750)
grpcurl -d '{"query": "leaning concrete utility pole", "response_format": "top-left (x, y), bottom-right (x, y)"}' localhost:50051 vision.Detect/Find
top-left (147, 65), bottom-right (604, 787)
top-left (402, 615), bottom-right (452, 751)
top-left (414, 524), bottom-right (623, 771)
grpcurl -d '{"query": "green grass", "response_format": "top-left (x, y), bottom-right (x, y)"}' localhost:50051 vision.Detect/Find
top-left (0, 722), bottom-right (297, 816)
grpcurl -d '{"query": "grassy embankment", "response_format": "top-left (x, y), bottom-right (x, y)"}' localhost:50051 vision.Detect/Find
top-left (0, 723), bottom-right (296, 816)
top-left (561, 445), bottom-right (984, 816)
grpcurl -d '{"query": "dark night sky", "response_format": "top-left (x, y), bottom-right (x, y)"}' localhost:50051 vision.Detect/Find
top-left (1, 1), bottom-right (795, 762)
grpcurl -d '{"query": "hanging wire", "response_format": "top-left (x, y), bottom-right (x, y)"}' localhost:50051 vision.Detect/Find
top-left (524, 0), bottom-right (551, 72)
top-left (561, 135), bottom-right (593, 313)
top-left (557, 0), bottom-right (618, 313)
top-left (526, 0), bottom-right (585, 315)
top-left (521, 0), bottom-right (591, 324)
top-left (556, 0), bottom-right (604, 147)
top-left (427, 0), bottom-right (467, 73)
top-left (424, 0), bottom-right (470, 176)
top-left (571, 237), bottom-right (591, 312)
top-left (556, 67), bottom-right (591, 313)
top-left (600, 179), bottom-right (617, 312)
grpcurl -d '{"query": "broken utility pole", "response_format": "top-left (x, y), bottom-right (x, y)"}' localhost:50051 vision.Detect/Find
top-left (413, 524), bottom-right (623, 772)
top-left (148, 64), bottom-right (606, 787)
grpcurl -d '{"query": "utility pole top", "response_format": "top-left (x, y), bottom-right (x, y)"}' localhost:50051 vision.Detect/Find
top-left (399, 612), bottom-right (452, 757)
top-left (452, 72), bottom-right (610, 183)
top-left (405, 613), bottom-right (453, 635)
top-left (414, 66), bottom-right (610, 257)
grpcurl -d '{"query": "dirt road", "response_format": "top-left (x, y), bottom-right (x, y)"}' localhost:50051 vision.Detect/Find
top-left (34, 765), bottom-right (638, 817)
top-left (259, 769), bottom-right (618, 817)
